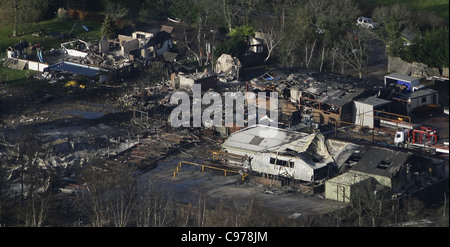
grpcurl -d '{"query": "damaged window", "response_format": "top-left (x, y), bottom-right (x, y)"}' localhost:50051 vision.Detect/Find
top-left (270, 157), bottom-right (294, 168)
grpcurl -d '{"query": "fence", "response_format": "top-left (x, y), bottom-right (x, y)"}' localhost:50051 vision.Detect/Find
top-left (173, 161), bottom-right (249, 181)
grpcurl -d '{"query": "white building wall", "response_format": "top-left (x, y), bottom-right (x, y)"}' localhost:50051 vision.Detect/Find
top-left (28, 61), bottom-right (49, 72)
top-left (223, 146), bottom-right (315, 182)
top-left (251, 153), bottom-right (315, 182)
top-left (65, 49), bottom-right (88, 57)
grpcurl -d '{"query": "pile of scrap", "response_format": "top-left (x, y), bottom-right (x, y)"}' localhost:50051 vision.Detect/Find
top-left (171, 70), bottom-right (217, 91)
top-left (215, 54), bottom-right (242, 80)
top-left (110, 131), bottom-right (202, 170)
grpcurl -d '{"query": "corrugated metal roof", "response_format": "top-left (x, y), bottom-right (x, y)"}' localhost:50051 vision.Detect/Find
top-left (351, 146), bottom-right (411, 178)
top-left (355, 96), bottom-right (391, 107)
top-left (407, 88), bottom-right (438, 98)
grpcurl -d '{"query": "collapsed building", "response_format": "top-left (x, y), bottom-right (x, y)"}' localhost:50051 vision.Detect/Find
top-left (3, 25), bottom-right (175, 83)
top-left (221, 125), bottom-right (359, 192)
top-left (171, 69), bottom-right (218, 91)
top-left (245, 68), bottom-right (374, 127)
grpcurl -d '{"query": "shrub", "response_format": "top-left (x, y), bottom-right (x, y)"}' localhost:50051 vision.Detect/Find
top-left (403, 27), bottom-right (449, 68)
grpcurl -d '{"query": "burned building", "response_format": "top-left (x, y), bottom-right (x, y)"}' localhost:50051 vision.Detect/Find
top-left (246, 68), bottom-right (372, 126)
top-left (128, 31), bottom-right (174, 62)
top-left (171, 70), bottom-right (218, 91)
top-left (292, 79), bottom-right (369, 126)
top-left (325, 146), bottom-right (447, 203)
top-left (222, 125), bottom-right (359, 186)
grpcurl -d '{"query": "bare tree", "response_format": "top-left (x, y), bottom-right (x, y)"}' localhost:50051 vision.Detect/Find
top-left (254, 15), bottom-right (284, 62)
top-left (345, 173), bottom-right (391, 227)
top-left (104, 2), bottom-right (129, 22)
top-left (136, 179), bottom-right (174, 227)
top-left (220, 0), bottom-right (234, 32)
top-left (333, 30), bottom-right (372, 79)
top-left (15, 127), bottom-right (53, 227)
top-left (22, 163), bottom-right (52, 227)
top-left (80, 157), bottom-right (137, 227)
top-left (81, 159), bottom-right (111, 227)
top-left (182, 26), bottom-right (203, 66)
top-left (108, 165), bottom-right (136, 227)
top-left (235, 0), bottom-right (261, 26)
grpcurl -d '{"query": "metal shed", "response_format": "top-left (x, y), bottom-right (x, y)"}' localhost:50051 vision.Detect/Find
top-left (325, 171), bottom-right (373, 203)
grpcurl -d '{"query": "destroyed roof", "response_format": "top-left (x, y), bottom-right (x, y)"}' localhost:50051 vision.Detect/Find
top-left (145, 31), bottom-right (172, 47)
top-left (163, 51), bottom-right (178, 62)
top-left (3, 59), bottom-right (27, 70)
top-left (249, 68), bottom-right (369, 106)
top-left (351, 146), bottom-right (431, 178)
top-left (160, 25), bottom-right (174, 34)
top-left (222, 125), bottom-right (359, 168)
top-left (8, 41), bottom-right (29, 51)
top-left (300, 80), bottom-right (367, 106)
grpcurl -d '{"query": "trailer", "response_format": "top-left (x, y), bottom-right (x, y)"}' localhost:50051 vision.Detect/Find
top-left (384, 73), bottom-right (421, 93)
top-left (394, 126), bottom-right (449, 154)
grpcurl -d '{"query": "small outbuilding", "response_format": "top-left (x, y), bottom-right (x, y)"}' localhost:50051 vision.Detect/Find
top-left (353, 96), bottom-right (391, 128)
top-left (384, 73), bottom-right (420, 93)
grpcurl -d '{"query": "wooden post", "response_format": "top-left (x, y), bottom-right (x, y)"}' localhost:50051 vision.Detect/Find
top-left (372, 127), bottom-right (375, 143)
top-left (335, 121), bottom-right (337, 138)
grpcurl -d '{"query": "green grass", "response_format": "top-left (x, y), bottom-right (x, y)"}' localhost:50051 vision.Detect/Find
top-left (0, 17), bottom-right (102, 55)
top-left (359, 0), bottom-right (449, 20)
top-left (0, 17), bottom-right (102, 84)
top-left (0, 67), bottom-right (39, 85)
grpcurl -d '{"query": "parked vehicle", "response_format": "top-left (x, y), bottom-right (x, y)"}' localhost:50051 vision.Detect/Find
top-left (394, 126), bottom-right (449, 154)
top-left (356, 17), bottom-right (378, 29)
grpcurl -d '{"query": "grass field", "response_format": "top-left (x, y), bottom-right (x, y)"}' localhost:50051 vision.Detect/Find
top-left (359, 0), bottom-right (449, 20)
top-left (0, 17), bottom-right (102, 85)
top-left (0, 17), bottom-right (102, 57)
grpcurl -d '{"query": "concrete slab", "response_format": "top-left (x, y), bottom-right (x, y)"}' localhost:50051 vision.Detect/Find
top-left (137, 157), bottom-right (347, 218)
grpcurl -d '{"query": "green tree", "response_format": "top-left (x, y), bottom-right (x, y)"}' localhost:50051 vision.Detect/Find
top-left (404, 27), bottom-right (449, 68)
top-left (214, 25), bottom-right (253, 59)
top-left (100, 14), bottom-right (118, 39)
top-left (229, 25), bottom-right (255, 38)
